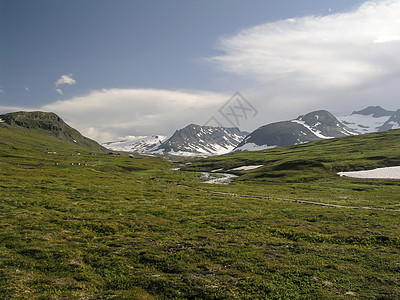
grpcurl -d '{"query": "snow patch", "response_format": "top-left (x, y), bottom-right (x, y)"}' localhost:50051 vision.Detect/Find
top-left (338, 114), bottom-right (389, 133)
top-left (235, 143), bottom-right (276, 152)
top-left (338, 166), bottom-right (400, 179)
top-left (340, 126), bottom-right (359, 136)
top-left (230, 165), bottom-right (264, 171)
top-left (388, 121), bottom-right (400, 129)
top-left (291, 119), bottom-right (334, 139)
top-left (202, 173), bottom-right (238, 185)
top-left (0, 119), bottom-right (4, 123)
top-left (103, 135), bottom-right (167, 152)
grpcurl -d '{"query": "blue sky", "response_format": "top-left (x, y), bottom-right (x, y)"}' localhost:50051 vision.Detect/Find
top-left (2, 0), bottom-right (400, 142)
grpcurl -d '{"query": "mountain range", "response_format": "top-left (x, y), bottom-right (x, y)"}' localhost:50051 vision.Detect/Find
top-left (104, 106), bottom-right (399, 156)
top-left (2, 106), bottom-right (398, 158)
top-left (103, 125), bottom-right (248, 156)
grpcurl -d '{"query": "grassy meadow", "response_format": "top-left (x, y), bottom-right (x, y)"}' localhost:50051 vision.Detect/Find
top-left (1, 123), bottom-right (400, 299)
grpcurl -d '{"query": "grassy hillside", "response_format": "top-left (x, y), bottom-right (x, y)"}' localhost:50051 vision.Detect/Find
top-left (0, 111), bottom-right (106, 152)
top-left (184, 129), bottom-right (400, 183)
top-left (0, 125), bottom-right (399, 299)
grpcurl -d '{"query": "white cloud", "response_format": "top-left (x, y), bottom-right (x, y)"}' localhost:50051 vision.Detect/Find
top-left (25, 86), bottom-right (30, 92)
top-left (55, 74), bottom-right (76, 86)
top-left (41, 88), bottom-right (228, 143)
top-left (55, 88), bottom-right (64, 95)
top-left (211, 0), bottom-right (400, 89)
top-left (54, 74), bottom-right (76, 95)
top-left (374, 35), bottom-right (400, 43)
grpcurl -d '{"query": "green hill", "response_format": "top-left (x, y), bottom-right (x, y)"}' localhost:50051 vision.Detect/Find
top-left (0, 111), bottom-right (105, 152)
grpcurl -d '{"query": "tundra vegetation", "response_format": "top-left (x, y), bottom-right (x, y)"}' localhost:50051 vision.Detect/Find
top-left (1, 122), bottom-right (400, 299)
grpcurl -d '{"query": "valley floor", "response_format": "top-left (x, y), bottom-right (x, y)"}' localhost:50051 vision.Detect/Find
top-left (1, 150), bottom-right (400, 299)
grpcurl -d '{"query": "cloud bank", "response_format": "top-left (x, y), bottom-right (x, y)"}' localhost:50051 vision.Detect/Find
top-left (41, 88), bottom-right (227, 142)
top-left (211, 0), bottom-right (400, 89)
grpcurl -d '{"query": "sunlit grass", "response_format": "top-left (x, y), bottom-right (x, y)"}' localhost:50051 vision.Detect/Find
top-left (1, 124), bottom-right (399, 298)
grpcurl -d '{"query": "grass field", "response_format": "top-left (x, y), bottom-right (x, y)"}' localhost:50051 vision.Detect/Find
top-left (1, 124), bottom-right (400, 299)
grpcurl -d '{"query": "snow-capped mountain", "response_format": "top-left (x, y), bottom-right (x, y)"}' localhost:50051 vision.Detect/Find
top-left (338, 106), bottom-right (395, 134)
top-left (102, 135), bottom-right (167, 153)
top-left (152, 124), bottom-right (248, 156)
top-left (235, 110), bottom-right (358, 152)
top-left (102, 106), bottom-right (400, 156)
top-left (379, 109), bottom-right (400, 132)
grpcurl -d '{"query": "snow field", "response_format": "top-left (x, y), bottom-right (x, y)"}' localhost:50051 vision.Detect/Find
top-left (338, 166), bottom-right (400, 179)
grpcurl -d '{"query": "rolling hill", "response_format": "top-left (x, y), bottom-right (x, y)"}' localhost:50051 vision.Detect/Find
top-left (0, 111), bottom-right (106, 152)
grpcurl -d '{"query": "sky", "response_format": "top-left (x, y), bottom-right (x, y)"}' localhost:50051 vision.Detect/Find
top-left (1, 0), bottom-right (400, 142)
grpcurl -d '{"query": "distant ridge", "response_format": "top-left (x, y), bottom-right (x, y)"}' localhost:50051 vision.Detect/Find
top-left (0, 111), bottom-right (106, 152)
top-left (339, 106), bottom-right (399, 134)
top-left (235, 110), bottom-right (357, 152)
top-left (351, 106), bottom-right (394, 118)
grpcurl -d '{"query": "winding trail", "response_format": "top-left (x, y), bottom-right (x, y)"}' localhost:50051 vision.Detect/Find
top-left (178, 184), bottom-right (400, 213)
top-left (88, 168), bottom-right (400, 213)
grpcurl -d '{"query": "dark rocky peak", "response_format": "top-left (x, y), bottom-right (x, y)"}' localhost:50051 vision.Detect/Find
top-left (352, 106), bottom-right (394, 118)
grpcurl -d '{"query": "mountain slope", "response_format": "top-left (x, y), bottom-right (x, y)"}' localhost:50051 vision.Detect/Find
top-left (236, 121), bottom-right (321, 151)
top-left (102, 135), bottom-right (167, 153)
top-left (0, 111), bottom-right (105, 152)
top-left (338, 106), bottom-right (395, 134)
top-left (152, 124), bottom-right (248, 156)
top-left (235, 110), bottom-right (357, 151)
top-left (378, 109), bottom-right (400, 132)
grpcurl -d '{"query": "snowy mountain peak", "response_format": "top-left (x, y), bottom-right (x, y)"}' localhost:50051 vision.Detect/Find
top-left (103, 125), bottom-right (248, 156)
top-left (295, 110), bottom-right (358, 139)
top-left (152, 124), bottom-right (248, 156)
top-left (378, 109), bottom-right (400, 132)
top-left (339, 106), bottom-right (397, 134)
top-left (234, 110), bottom-right (357, 152)
top-left (103, 106), bottom-right (400, 156)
